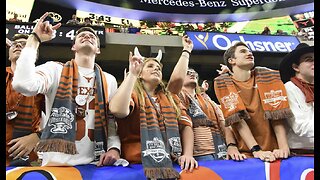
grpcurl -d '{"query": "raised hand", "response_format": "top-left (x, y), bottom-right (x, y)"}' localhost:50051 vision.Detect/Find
top-left (182, 35), bottom-right (193, 53)
top-left (201, 80), bottom-right (209, 92)
top-left (216, 64), bottom-right (231, 75)
top-left (128, 51), bottom-right (144, 77)
top-left (32, 12), bottom-right (61, 42)
top-left (123, 68), bottom-right (128, 79)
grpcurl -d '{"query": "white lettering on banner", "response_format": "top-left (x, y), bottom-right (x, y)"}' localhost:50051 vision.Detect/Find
top-left (140, 0), bottom-right (285, 8)
top-left (14, 25), bottom-right (34, 35)
top-left (198, 0), bottom-right (227, 7)
top-left (210, 34), bottom-right (295, 52)
top-left (14, 25), bottom-right (34, 30)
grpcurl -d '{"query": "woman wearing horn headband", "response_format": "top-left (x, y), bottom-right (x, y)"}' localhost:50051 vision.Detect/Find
top-left (109, 35), bottom-right (197, 179)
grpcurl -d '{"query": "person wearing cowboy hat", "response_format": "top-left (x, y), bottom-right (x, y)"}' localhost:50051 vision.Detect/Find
top-left (279, 43), bottom-right (314, 155)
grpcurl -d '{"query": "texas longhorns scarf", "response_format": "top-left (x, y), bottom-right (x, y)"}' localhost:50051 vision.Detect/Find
top-left (6, 67), bottom-right (42, 165)
top-left (6, 68), bottom-right (35, 137)
top-left (178, 90), bottom-right (215, 128)
top-left (36, 60), bottom-right (109, 158)
top-left (215, 67), bottom-right (294, 126)
top-left (179, 90), bottom-right (227, 159)
top-left (140, 91), bottom-right (181, 179)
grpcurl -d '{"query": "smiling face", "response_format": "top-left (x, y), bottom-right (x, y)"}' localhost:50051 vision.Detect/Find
top-left (228, 45), bottom-right (255, 71)
top-left (139, 59), bottom-right (163, 87)
top-left (71, 27), bottom-right (100, 55)
top-left (8, 37), bottom-right (27, 63)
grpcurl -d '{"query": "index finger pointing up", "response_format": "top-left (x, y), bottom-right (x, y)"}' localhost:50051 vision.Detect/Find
top-left (38, 12), bottom-right (49, 24)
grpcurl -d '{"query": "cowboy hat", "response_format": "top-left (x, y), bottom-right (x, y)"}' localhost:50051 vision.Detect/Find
top-left (279, 43), bottom-right (314, 83)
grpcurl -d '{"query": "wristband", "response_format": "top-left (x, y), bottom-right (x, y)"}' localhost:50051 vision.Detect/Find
top-left (31, 32), bottom-right (41, 43)
top-left (250, 145), bottom-right (261, 153)
top-left (227, 143), bottom-right (237, 149)
top-left (182, 49), bottom-right (191, 55)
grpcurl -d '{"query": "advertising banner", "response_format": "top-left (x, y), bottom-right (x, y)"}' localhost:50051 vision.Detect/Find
top-left (86, 0), bottom-right (313, 14)
top-left (186, 31), bottom-right (300, 53)
top-left (6, 157), bottom-right (314, 180)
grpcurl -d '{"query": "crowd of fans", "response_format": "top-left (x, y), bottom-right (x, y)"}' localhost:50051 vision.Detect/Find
top-left (6, 12), bottom-right (314, 41)
top-left (5, 12), bottom-right (314, 180)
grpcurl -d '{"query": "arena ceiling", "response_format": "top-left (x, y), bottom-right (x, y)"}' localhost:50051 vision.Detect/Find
top-left (38, 0), bottom-right (313, 22)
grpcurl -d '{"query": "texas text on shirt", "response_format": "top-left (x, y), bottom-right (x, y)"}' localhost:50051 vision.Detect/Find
top-left (12, 47), bottom-right (120, 166)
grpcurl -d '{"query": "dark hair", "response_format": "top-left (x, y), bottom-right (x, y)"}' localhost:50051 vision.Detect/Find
top-left (73, 27), bottom-right (100, 48)
top-left (223, 42), bottom-right (249, 72)
top-left (10, 34), bottom-right (39, 60)
top-left (12, 34), bottom-right (29, 41)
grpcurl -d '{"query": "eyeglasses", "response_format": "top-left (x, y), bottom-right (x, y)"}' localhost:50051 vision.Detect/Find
top-left (187, 70), bottom-right (198, 78)
top-left (11, 41), bottom-right (27, 47)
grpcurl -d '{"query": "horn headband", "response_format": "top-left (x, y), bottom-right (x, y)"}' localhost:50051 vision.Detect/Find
top-left (134, 47), bottom-right (162, 63)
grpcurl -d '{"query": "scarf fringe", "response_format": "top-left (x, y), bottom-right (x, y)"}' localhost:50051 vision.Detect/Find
top-left (192, 118), bottom-right (214, 127)
top-left (144, 167), bottom-right (180, 179)
top-left (225, 110), bottom-right (250, 126)
top-left (264, 108), bottom-right (294, 121)
top-left (35, 139), bottom-right (78, 155)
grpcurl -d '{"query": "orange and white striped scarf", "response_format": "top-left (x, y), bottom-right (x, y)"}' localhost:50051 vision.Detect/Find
top-left (215, 67), bottom-right (294, 126)
top-left (36, 60), bottom-right (109, 156)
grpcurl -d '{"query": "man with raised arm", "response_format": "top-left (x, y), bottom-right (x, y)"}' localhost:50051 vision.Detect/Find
top-left (12, 12), bottom-right (120, 166)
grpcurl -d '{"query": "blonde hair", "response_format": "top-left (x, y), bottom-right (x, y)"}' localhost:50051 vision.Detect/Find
top-left (134, 58), bottom-right (181, 117)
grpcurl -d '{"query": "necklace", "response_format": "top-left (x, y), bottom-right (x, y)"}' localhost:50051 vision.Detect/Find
top-left (79, 69), bottom-right (94, 77)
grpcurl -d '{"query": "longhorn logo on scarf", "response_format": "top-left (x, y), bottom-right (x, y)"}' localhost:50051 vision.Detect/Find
top-left (221, 92), bottom-right (239, 112)
top-left (48, 107), bottom-right (74, 134)
top-left (142, 137), bottom-right (170, 163)
top-left (263, 90), bottom-right (287, 108)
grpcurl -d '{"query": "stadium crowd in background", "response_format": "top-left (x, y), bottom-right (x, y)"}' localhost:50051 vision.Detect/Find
top-left (6, 10), bottom-right (314, 180)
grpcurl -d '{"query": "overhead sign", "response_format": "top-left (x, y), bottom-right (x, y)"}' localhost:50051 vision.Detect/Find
top-left (6, 22), bottom-right (106, 47)
top-left (86, 0), bottom-right (313, 14)
top-left (76, 10), bottom-right (141, 27)
top-left (186, 31), bottom-right (300, 53)
top-left (40, 0), bottom-right (314, 22)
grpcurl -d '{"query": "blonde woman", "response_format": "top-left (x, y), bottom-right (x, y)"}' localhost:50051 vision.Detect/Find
top-left (109, 36), bottom-right (197, 179)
